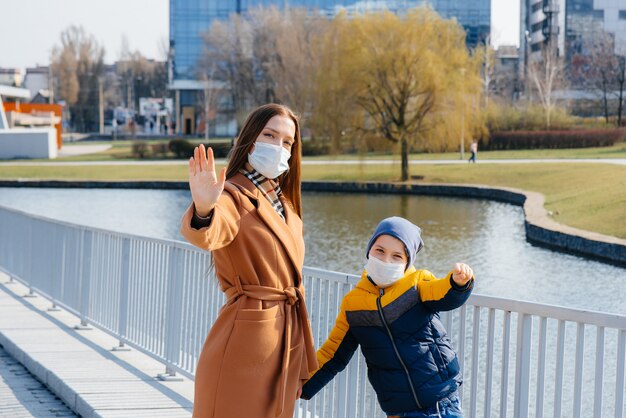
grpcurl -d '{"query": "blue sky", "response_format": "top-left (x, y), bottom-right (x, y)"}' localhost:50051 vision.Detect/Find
top-left (0, 0), bottom-right (519, 68)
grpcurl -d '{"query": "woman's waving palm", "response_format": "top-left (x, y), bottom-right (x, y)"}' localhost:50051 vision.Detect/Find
top-left (188, 144), bottom-right (226, 217)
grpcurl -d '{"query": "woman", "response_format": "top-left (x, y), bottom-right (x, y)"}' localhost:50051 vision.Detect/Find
top-left (180, 104), bottom-right (317, 418)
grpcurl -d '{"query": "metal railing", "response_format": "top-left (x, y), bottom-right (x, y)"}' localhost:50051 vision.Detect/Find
top-left (0, 204), bottom-right (624, 418)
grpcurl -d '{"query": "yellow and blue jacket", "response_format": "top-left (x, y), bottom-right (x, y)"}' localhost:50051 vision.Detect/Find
top-left (301, 266), bottom-right (474, 414)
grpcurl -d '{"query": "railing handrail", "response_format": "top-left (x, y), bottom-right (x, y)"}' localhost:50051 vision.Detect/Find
top-left (302, 266), bottom-right (626, 329)
top-left (468, 293), bottom-right (626, 329)
top-left (0, 203), bottom-right (193, 250)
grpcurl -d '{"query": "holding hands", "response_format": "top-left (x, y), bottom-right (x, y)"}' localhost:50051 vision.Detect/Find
top-left (188, 144), bottom-right (227, 217)
top-left (452, 263), bottom-right (474, 287)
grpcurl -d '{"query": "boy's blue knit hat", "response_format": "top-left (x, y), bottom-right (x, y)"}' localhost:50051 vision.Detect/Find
top-left (366, 217), bottom-right (424, 269)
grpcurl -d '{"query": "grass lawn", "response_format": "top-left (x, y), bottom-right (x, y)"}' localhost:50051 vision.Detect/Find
top-left (306, 143), bottom-right (626, 160)
top-left (0, 162), bottom-right (624, 238)
top-left (55, 138), bottom-right (233, 162)
top-left (9, 140), bottom-right (626, 163)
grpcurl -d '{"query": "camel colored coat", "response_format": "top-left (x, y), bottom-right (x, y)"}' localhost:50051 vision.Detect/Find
top-left (180, 173), bottom-right (318, 418)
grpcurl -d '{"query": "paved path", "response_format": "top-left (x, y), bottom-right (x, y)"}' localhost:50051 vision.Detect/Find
top-left (0, 346), bottom-right (76, 418)
top-left (1, 158), bottom-right (625, 166)
top-left (0, 274), bottom-right (194, 418)
top-left (57, 145), bottom-right (112, 158)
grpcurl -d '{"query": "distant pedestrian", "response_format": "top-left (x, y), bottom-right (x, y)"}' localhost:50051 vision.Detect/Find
top-left (468, 140), bottom-right (477, 163)
top-left (112, 119), bottom-right (117, 141)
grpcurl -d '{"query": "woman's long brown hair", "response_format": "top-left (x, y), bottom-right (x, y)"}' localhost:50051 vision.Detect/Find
top-left (225, 104), bottom-right (303, 218)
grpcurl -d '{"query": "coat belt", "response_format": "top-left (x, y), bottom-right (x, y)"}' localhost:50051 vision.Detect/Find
top-left (225, 276), bottom-right (317, 417)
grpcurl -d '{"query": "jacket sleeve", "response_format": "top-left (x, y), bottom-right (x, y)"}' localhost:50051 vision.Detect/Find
top-left (301, 302), bottom-right (359, 400)
top-left (179, 187), bottom-right (242, 251)
top-left (416, 270), bottom-right (474, 312)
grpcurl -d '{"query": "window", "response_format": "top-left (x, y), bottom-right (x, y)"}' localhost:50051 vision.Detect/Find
top-left (619, 10), bottom-right (626, 20)
top-left (532, 2), bottom-right (542, 13)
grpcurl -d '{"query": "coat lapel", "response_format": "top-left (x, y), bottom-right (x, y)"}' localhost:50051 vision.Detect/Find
top-left (229, 174), bottom-right (304, 282)
top-left (280, 195), bottom-right (305, 271)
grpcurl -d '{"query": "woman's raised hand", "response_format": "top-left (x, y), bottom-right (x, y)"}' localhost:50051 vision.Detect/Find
top-left (188, 144), bottom-right (226, 217)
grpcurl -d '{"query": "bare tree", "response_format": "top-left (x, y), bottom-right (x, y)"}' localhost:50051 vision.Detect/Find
top-left (201, 7), bottom-right (323, 128)
top-left (475, 36), bottom-right (495, 109)
top-left (201, 15), bottom-right (262, 129)
top-left (248, 7), bottom-right (326, 116)
top-left (582, 33), bottom-right (618, 124)
top-left (201, 62), bottom-right (224, 140)
top-left (488, 45), bottom-right (520, 104)
top-left (50, 46), bottom-right (79, 105)
top-left (527, 43), bottom-right (567, 129)
top-left (617, 55), bottom-right (626, 126)
top-left (51, 26), bottom-right (105, 132)
top-left (117, 36), bottom-right (168, 112)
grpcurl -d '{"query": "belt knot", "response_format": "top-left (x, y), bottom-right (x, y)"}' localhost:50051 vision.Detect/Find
top-left (283, 286), bottom-right (299, 306)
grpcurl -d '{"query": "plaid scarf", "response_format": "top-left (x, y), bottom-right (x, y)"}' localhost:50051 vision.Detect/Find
top-left (240, 163), bottom-right (285, 220)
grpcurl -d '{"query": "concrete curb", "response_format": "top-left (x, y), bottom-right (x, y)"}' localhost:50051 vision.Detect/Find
top-left (0, 333), bottom-right (77, 412)
top-left (1, 179), bottom-right (624, 266)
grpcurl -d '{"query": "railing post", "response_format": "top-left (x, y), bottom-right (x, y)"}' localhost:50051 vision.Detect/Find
top-left (23, 286), bottom-right (37, 298)
top-left (20, 216), bottom-right (37, 297)
top-left (339, 282), bottom-right (356, 417)
top-left (25, 215), bottom-right (34, 287)
top-left (484, 308), bottom-right (496, 418)
top-left (573, 323), bottom-right (585, 418)
top-left (553, 320), bottom-right (565, 418)
top-left (614, 329), bottom-right (625, 418)
top-left (535, 316), bottom-right (547, 418)
top-left (75, 229), bottom-right (93, 330)
top-left (112, 237), bottom-right (131, 351)
top-left (457, 304), bottom-right (467, 406)
top-left (48, 227), bottom-right (65, 312)
top-left (337, 366), bottom-right (348, 418)
top-left (593, 326), bottom-right (604, 418)
top-left (500, 310), bottom-right (511, 418)
top-left (470, 305), bottom-right (481, 418)
top-left (513, 313), bottom-right (532, 418)
top-left (158, 246), bottom-right (183, 381)
top-left (346, 349), bottom-right (359, 418)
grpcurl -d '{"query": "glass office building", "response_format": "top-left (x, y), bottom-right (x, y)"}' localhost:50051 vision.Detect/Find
top-left (169, 0), bottom-right (491, 134)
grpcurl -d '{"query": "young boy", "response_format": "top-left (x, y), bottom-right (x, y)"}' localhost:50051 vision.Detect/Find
top-left (301, 217), bottom-right (474, 418)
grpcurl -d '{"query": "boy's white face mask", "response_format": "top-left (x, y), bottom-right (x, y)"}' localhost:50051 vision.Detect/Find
top-left (365, 256), bottom-right (406, 288)
top-left (248, 142), bottom-right (291, 179)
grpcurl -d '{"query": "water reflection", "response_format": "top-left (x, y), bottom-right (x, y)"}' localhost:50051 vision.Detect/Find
top-left (0, 187), bottom-right (623, 314)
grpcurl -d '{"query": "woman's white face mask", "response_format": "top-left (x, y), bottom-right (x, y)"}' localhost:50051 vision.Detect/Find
top-left (364, 256), bottom-right (406, 288)
top-left (248, 142), bottom-right (291, 179)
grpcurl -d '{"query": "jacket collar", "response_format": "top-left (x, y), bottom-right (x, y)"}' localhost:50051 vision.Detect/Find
top-left (228, 172), bottom-right (259, 201)
top-left (356, 265), bottom-right (418, 295)
top-left (228, 173), bottom-right (304, 282)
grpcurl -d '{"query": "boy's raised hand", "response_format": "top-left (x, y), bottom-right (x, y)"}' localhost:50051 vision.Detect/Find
top-left (188, 144), bottom-right (226, 217)
top-left (452, 263), bottom-right (473, 286)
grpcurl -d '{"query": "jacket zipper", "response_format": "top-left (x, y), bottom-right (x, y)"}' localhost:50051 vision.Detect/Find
top-left (376, 288), bottom-right (423, 410)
